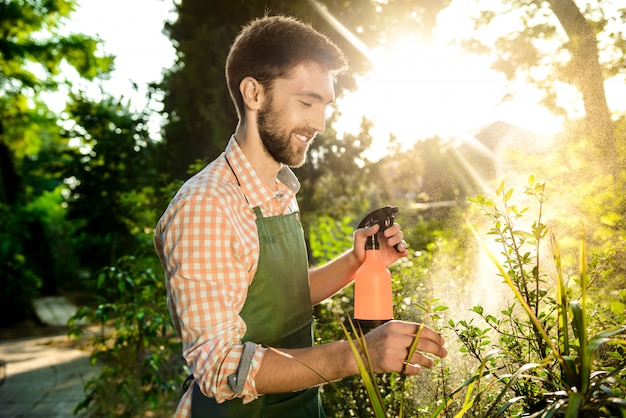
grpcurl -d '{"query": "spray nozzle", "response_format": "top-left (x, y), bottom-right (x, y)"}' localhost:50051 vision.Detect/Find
top-left (357, 205), bottom-right (400, 251)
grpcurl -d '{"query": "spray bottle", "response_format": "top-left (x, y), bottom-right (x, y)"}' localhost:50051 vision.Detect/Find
top-left (353, 205), bottom-right (400, 332)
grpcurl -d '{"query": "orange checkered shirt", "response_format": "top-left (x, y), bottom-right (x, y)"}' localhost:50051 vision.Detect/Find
top-left (154, 136), bottom-right (301, 417)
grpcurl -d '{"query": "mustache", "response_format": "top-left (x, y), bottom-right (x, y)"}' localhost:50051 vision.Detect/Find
top-left (296, 128), bottom-right (318, 140)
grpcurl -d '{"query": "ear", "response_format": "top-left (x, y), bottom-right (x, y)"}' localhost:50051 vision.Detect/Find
top-left (240, 76), bottom-right (264, 111)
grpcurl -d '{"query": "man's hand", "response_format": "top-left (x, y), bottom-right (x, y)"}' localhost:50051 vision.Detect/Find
top-left (361, 320), bottom-right (448, 374)
top-left (353, 223), bottom-right (409, 266)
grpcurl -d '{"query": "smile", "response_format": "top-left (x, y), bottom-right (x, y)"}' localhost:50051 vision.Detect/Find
top-left (293, 132), bottom-right (311, 144)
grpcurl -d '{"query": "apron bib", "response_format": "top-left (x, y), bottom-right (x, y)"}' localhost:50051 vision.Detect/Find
top-left (191, 162), bottom-right (324, 418)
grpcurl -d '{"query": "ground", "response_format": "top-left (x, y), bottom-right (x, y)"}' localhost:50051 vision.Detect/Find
top-left (0, 317), bottom-right (68, 340)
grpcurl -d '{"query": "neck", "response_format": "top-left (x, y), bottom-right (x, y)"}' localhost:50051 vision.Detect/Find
top-left (234, 120), bottom-right (281, 189)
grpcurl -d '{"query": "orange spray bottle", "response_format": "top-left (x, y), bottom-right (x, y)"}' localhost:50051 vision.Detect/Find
top-left (353, 205), bottom-right (400, 331)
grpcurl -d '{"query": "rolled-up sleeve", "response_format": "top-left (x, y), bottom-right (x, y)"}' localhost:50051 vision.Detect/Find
top-left (155, 191), bottom-right (266, 405)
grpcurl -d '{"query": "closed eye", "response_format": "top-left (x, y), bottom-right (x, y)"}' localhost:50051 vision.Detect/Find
top-left (299, 101), bottom-right (312, 108)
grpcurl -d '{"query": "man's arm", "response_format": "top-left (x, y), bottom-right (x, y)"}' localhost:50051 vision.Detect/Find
top-left (254, 320), bottom-right (447, 394)
top-left (157, 193), bottom-right (264, 403)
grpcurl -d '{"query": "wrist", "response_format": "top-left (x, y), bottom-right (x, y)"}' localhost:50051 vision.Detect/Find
top-left (346, 249), bottom-right (363, 270)
top-left (341, 339), bottom-right (361, 377)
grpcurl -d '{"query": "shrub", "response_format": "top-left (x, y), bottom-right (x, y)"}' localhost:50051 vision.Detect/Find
top-left (446, 177), bottom-right (626, 416)
top-left (68, 255), bottom-right (184, 417)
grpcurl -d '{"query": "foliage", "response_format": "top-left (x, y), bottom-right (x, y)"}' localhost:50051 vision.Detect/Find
top-left (445, 177), bottom-right (626, 416)
top-left (458, 0), bottom-right (621, 166)
top-left (0, 0), bottom-right (111, 173)
top-left (0, 0), bottom-right (623, 416)
top-left (339, 316), bottom-right (425, 418)
top-left (68, 255), bottom-right (184, 418)
top-left (295, 116), bottom-right (377, 228)
top-left (374, 136), bottom-right (477, 208)
top-left (337, 298), bottom-right (454, 418)
top-left (0, 205), bottom-right (43, 325)
top-left (0, 0), bottom-right (112, 320)
top-left (59, 92), bottom-right (158, 272)
top-left (320, 176), bottom-right (626, 417)
top-left (492, 127), bottom-right (626, 291)
top-left (308, 214), bottom-right (355, 265)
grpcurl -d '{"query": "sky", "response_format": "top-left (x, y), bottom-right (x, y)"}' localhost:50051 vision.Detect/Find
top-left (61, 0), bottom-right (625, 153)
top-left (50, 0), bottom-right (177, 137)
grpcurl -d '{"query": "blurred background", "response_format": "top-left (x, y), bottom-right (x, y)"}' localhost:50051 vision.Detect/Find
top-left (1, 0), bottom-right (625, 416)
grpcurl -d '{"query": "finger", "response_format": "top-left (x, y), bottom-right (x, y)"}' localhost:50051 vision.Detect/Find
top-left (395, 321), bottom-right (440, 341)
top-left (353, 224), bottom-right (378, 251)
top-left (395, 322), bottom-right (448, 358)
top-left (408, 323), bottom-right (445, 344)
top-left (402, 361), bottom-right (423, 374)
top-left (388, 233), bottom-right (403, 245)
top-left (392, 242), bottom-right (407, 254)
top-left (383, 223), bottom-right (401, 237)
top-left (381, 227), bottom-right (408, 254)
top-left (356, 224), bottom-right (380, 238)
top-left (406, 352), bottom-right (435, 369)
top-left (356, 223), bottom-right (379, 238)
top-left (413, 338), bottom-right (448, 359)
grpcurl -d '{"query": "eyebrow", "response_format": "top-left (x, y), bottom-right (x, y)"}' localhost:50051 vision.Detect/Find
top-left (296, 91), bottom-right (335, 105)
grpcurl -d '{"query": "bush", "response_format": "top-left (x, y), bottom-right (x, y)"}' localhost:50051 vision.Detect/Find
top-left (68, 255), bottom-right (184, 417)
top-left (446, 177), bottom-right (626, 416)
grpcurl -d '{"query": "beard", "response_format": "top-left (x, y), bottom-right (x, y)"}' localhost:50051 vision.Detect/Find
top-left (257, 98), bottom-right (314, 168)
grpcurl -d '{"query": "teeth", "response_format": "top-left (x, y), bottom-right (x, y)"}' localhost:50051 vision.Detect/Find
top-left (294, 133), bottom-right (308, 143)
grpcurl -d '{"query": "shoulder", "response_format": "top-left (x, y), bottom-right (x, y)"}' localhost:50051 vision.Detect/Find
top-left (157, 156), bottom-right (256, 237)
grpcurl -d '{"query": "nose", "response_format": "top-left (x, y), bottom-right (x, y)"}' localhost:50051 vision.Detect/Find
top-left (312, 108), bottom-right (326, 133)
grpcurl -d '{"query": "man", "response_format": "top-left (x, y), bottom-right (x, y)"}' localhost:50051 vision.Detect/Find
top-left (154, 14), bottom-right (447, 417)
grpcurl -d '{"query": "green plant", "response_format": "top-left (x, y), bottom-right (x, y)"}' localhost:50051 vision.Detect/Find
top-left (0, 205), bottom-right (43, 325)
top-left (68, 255), bottom-right (184, 417)
top-left (446, 176), bottom-right (626, 416)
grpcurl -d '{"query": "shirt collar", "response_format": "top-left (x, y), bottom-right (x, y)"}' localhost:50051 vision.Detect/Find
top-left (224, 136), bottom-right (300, 206)
top-left (277, 164), bottom-right (301, 194)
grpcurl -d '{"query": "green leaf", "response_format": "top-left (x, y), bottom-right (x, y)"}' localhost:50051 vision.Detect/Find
top-left (565, 391), bottom-right (583, 418)
top-left (496, 181), bottom-right (505, 196)
top-left (337, 316), bottom-right (387, 417)
top-left (610, 301), bottom-right (625, 315)
top-left (512, 230), bottom-right (533, 239)
top-left (503, 188), bottom-right (514, 203)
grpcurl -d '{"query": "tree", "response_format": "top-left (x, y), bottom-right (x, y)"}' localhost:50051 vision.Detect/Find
top-left (0, 0), bottom-right (111, 322)
top-left (294, 116), bottom-right (377, 247)
top-left (548, 0), bottom-right (615, 158)
top-left (457, 0), bottom-right (624, 170)
top-left (0, 0), bottom-right (111, 200)
top-left (59, 92), bottom-right (157, 271)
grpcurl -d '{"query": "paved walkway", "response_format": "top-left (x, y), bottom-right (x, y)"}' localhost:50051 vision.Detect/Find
top-left (0, 297), bottom-right (97, 418)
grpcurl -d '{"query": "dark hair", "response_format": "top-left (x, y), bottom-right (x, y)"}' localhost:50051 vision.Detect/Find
top-left (226, 15), bottom-right (347, 119)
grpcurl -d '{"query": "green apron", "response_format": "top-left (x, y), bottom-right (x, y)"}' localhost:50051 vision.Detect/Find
top-left (191, 167), bottom-right (324, 417)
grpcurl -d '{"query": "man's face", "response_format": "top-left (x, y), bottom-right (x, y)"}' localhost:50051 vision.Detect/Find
top-left (257, 63), bottom-right (335, 168)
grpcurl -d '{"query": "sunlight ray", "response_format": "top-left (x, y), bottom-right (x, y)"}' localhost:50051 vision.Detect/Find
top-left (448, 145), bottom-right (494, 194)
top-left (452, 132), bottom-right (497, 160)
top-left (307, 0), bottom-right (374, 63)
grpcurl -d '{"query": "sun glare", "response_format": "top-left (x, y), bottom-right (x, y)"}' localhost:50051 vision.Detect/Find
top-left (334, 35), bottom-right (563, 159)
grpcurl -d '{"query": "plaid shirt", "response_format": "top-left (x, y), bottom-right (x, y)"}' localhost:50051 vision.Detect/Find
top-left (154, 136), bottom-right (301, 417)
